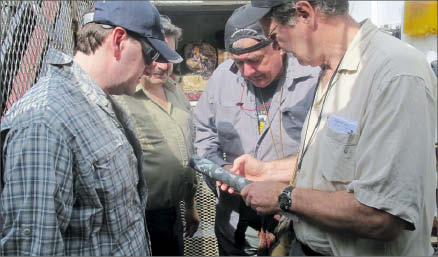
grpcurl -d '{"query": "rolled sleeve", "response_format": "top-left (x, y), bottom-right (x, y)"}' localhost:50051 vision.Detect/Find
top-left (1, 124), bottom-right (73, 255)
top-left (347, 75), bottom-right (436, 229)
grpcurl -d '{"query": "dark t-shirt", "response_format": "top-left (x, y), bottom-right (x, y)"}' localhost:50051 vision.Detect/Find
top-left (254, 80), bottom-right (279, 133)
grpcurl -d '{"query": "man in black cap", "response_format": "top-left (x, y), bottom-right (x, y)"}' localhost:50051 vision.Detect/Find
top-left (193, 4), bottom-right (319, 256)
top-left (231, 0), bottom-right (437, 255)
top-left (1, 1), bottom-right (181, 255)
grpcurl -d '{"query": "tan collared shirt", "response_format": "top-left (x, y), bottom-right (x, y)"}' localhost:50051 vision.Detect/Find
top-left (114, 79), bottom-right (197, 210)
top-left (294, 19), bottom-right (437, 255)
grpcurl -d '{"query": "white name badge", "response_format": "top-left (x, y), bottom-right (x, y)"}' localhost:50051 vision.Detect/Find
top-left (328, 115), bottom-right (358, 134)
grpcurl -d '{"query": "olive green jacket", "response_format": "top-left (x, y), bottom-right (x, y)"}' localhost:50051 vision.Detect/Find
top-left (114, 79), bottom-right (197, 210)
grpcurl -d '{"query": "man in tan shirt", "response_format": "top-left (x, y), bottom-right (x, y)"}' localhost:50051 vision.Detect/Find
top-left (114, 17), bottom-right (199, 256)
top-left (225, 0), bottom-right (437, 255)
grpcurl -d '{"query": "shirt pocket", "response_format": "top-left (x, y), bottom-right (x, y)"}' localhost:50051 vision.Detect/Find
top-left (92, 141), bottom-right (138, 208)
top-left (216, 105), bottom-right (244, 154)
top-left (130, 111), bottom-right (165, 146)
top-left (282, 106), bottom-right (309, 141)
top-left (318, 126), bottom-right (359, 183)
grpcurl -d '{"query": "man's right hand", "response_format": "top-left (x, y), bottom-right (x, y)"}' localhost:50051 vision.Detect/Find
top-left (216, 155), bottom-right (267, 194)
top-left (230, 154), bottom-right (266, 180)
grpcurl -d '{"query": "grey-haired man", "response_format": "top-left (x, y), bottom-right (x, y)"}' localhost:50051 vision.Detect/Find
top-left (232, 0), bottom-right (437, 255)
top-left (193, 4), bottom-right (319, 255)
top-left (1, 1), bottom-right (181, 255)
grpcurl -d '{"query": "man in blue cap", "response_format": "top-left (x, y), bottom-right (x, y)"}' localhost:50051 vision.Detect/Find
top-left (0, 1), bottom-right (181, 255)
top-left (229, 0), bottom-right (437, 255)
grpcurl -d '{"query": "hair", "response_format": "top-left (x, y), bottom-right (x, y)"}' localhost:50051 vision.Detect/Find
top-left (74, 22), bottom-right (112, 55)
top-left (271, 0), bottom-right (349, 25)
top-left (75, 14), bottom-right (155, 57)
top-left (160, 16), bottom-right (182, 49)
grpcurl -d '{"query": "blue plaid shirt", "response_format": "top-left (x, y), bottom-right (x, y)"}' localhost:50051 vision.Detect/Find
top-left (0, 50), bottom-right (151, 256)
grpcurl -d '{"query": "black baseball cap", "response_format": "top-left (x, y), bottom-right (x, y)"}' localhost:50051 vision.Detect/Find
top-left (235, 0), bottom-right (291, 27)
top-left (225, 4), bottom-right (271, 55)
top-left (83, 1), bottom-right (183, 64)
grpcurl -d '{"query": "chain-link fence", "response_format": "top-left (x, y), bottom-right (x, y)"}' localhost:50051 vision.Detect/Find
top-left (1, 0), bottom-right (92, 116)
top-left (1, 1), bottom-right (218, 255)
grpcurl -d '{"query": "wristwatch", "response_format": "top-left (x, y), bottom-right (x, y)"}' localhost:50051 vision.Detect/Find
top-left (278, 186), bottom-right (294, 212)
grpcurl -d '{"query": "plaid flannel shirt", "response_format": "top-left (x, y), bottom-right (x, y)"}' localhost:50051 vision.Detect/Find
top-left (0, 50), bottom-right (151, 256)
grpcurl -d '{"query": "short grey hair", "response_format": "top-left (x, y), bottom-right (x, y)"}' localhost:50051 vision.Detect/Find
top-left (271, 0), bottom-right (349, 25)
top-left (160, 16), bottom-right (182, 48)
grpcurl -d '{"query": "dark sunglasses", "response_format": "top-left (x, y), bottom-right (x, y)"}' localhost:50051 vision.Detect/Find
top-left (126, 30), bottom-right (163, 65)
top-left (138, 39), bottom-right (160, 65)
top-left (97, 25), bottom-right (163, 65)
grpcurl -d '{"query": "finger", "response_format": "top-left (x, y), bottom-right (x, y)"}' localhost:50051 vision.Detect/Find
top-left (185, 229), bottom-right (194, 237)
top-left (256, 207), bottom-right (269, 216)
top-left (216, 181), bottom-right (222, 186)
top-left (244, 195), bottom-right (251, 207)
top-left (228, 187), bottom-right (235, 194)
top-left (187, 224), bottom-right (198, 237)
top-left (229, 165), bottom-right (238, 174)
top-left (240, 183), bottom-right (250, 197)
top-left (274, 214), bottom-right (281, 221)
top-left (220, 183), bottom-right (229, 191)
top-left (231, 159), bottom-right (242, 174)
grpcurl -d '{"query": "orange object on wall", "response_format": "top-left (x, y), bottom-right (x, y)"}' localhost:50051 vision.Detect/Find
top-left (403, 1), bottom-right (437, 36)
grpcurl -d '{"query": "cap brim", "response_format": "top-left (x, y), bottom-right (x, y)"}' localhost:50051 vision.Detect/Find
top-left (232, 6), bottom-right (271, 28)
top-left (148, 38), bottom-right (183, 64)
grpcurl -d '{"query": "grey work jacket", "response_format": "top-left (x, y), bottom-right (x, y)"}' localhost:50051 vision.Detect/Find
top-left (193, 54), bottom-right (320, 245)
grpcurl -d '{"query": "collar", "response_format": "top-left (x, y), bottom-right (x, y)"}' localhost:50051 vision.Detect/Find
top-left (135, 78), bottom-right (177, 96)
top-left (284, 54), bottom-right (320, 89)
top-left (47, 49), bottom-right (110, 108)
top-left (46, 48), bottom-right (74, 65)
top-left (338, 19), bottom-right (378, 72)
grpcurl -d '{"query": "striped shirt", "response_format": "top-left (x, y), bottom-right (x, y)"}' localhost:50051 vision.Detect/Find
top-left (0, 49), bottom-right (151, 256)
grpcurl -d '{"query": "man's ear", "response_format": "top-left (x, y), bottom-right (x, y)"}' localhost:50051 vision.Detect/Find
top-left (295, 1), bottom-right (317, 27)
top-left (111, 27), bottom-right (128, 60)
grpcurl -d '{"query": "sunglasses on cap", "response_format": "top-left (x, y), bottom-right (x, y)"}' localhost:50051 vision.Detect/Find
top-left (126, 30), bottom-right (167, 65)
top-left (137, 38), bottom-right (162, 65)
top-left (160, 15), bottom-right (172, 23)
top-left (96, 24), bottom-right (165, 65)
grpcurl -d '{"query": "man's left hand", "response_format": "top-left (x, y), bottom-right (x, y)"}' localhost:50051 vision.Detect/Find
top-left (241, 181), bottom-right (288, 215)
top-left (184, 206), bottom-right (200, 237)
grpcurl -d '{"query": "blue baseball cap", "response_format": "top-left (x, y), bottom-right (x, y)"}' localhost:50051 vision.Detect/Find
top-left (84, 1), bottom-right (183, 64)
top-left (235, 0), bottom-right (291, 27)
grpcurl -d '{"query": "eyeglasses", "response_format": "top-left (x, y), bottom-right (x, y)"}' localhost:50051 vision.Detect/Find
top-left (267, 24), bottom-right (279, 49)
top-left (267, 24), bottom-right (279, 42)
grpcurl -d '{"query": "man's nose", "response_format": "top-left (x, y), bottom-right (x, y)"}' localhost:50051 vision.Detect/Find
top-left (242, 63), bottom-right (256, 77)
top-left (143, 64), bottom-right (153, 76)
top-left (156, 62), bottom-right (169, 70)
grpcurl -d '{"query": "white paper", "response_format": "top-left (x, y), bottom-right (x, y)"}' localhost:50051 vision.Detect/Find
top-left (328, 115), bottom-right (358, 134)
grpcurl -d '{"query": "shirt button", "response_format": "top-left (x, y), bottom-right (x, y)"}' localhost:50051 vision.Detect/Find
top-left (23, 228), bottom-right (31, 235)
